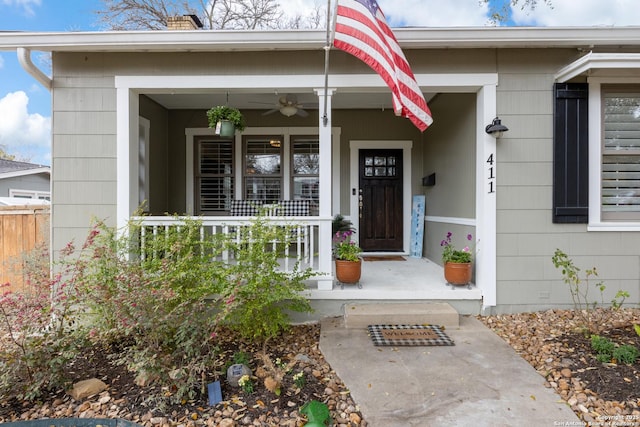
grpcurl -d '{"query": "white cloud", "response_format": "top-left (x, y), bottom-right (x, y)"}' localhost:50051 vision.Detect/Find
top-left (278, 0), bottom-right (640, 28)
top-left (511, 0), bottom-right (640, 26)
top-left (278, 0), bottom-right (491, 27)
top-left (378, 0), bottom-right (490, 27)
top-left (1, 0), bottom-right (42, 16)
top-left (0, 91), bottom-right (51, 161)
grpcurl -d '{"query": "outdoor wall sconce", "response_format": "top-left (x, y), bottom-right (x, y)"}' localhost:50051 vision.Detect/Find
top-left (485, 117), bottom-right (509, 138)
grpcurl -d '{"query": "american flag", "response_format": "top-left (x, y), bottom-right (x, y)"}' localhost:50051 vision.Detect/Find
top-left (333, 0), bottom-right (433, 131)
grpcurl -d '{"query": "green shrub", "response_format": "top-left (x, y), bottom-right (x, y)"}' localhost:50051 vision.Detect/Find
top-left (76, 218), bottom-right (228, 402)
top-left (591, 335), bottom-right (615, 356)
top-left (613, 345), bottom-right (639, 365)
top-left (1, 213), bottom-right (314, 403)
top-left (0, 242), bottom-right (87, 400)
top-left (217, 215), bottom-right (314, 341)
top-left (552, 249), bottom-right (628, 334)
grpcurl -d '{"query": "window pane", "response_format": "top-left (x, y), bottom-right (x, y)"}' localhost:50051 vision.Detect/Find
top-left (244, 137), bottom-right (282, 201)
top-left (293, 141), bottom-right (319, 175)
top-left (604, 92), bottom-right (640, 150)
top-left (245, 139), bottom-right (281, 175)
top-left (602, 86), bottom-right (640, 219)
top-left (244, 177), bottom-right (281, 201)
top-left (197, 140), bottom-right (233, 214)
top-left (292, 138), bottom-right (319, 214)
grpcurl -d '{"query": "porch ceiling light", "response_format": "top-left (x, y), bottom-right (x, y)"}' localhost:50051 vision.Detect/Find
top-left (485, 117), bottom-right (509, 138)
top-left (280, 105), bottom-right (298, 117)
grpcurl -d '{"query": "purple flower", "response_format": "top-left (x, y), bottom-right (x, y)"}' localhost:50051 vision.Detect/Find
top-left (467, 234), bottom-right (472, 241)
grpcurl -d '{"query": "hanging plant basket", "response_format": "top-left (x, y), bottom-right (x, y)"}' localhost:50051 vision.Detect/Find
top-left (207, 105), bottom-right (246, 136)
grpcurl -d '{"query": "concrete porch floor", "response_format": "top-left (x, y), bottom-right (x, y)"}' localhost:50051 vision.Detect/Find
top-left (297, 256), bottom-right (484, 320)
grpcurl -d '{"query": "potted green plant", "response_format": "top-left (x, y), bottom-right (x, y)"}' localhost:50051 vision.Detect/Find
top-left (207, 105), bottom-right (246, 137)
top-left (332, 214), bottom-right (355, 235)
top-left (333, 230), bottom-right (362, 284)
top-left (441, 231), bottom-right (474, 286)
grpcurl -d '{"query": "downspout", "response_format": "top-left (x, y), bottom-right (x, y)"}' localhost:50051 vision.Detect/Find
top-left (17, 47), bottom-right (52, 90)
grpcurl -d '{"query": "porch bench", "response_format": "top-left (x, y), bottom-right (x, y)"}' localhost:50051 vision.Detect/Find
top-left (229, 199), bottom-right (310, 217)
top-left (228, 199), bottom-right (312, 262)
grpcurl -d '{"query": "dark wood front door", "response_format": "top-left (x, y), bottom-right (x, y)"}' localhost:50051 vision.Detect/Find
top-left (358, 149), bottom-right (403, 252)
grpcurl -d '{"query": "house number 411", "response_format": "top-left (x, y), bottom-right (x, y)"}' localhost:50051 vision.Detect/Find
top-left (487, 153), bottom-right (495, 194)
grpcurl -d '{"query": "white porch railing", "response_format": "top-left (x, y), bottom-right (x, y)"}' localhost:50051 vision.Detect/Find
top-left (131, 215), bottom-right (334, 289)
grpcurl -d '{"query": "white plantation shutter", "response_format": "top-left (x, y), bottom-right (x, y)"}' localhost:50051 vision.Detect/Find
top-left (602, 86), bottom-right (640, 220)
top-left (196, 139), bottom-right (234, 214)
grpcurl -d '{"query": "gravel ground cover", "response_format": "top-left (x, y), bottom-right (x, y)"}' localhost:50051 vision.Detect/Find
top-left (479, 307), bottom-right (640, 426)
top-left (2, 308), bottom-right (640, 426)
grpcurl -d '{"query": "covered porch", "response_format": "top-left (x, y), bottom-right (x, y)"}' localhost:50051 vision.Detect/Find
top-left (132, 215), bottom-right (483, 313)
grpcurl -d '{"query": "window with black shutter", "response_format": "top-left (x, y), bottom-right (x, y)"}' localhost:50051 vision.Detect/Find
top-left (553, 83), bottom-right (589, 223)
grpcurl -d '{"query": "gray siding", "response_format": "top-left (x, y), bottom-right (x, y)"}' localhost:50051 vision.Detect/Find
top-left (49, 46), bottom-right (640, 312)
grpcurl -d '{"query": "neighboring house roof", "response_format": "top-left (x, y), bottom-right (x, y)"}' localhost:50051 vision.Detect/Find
top-left (1, 27), bottom-right (640, 53)
top-left (0, 158), bottom-right (50, 179)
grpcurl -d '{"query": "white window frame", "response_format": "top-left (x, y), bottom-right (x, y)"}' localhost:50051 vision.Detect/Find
top-left (9, 189), bottom-right (51, 200)
top-left (185, 127), bottom-right (341, 215)
top-left (588, 77), bottom-right (640, 231)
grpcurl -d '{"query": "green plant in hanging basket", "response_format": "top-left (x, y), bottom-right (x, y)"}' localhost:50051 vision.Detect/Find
top-left (206, 105), bottom-right (246, 131)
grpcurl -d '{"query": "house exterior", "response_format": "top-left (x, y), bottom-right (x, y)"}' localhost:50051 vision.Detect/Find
top-left (0, 159), bottom-right (50, 203)
top-left (2, 24), bottom-right (640, 315)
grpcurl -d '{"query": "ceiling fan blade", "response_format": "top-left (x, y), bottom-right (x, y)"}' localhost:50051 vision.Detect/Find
top-left (296, 109), bottom-right (309, 117)
top-left (262, 108), bottom-right (280, 116)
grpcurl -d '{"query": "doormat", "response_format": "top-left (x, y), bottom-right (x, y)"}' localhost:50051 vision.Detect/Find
top-left (362, 255), bottom-right (406, 261)
top-left (367, 324), bottom-right (454, 346)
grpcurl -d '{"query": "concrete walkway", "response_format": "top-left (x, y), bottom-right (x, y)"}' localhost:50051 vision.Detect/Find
top-left (319, 315), bottom-right (581, 427)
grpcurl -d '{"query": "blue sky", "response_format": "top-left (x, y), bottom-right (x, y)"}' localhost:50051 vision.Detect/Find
top-left (1, 0), bottom-right (640, 165)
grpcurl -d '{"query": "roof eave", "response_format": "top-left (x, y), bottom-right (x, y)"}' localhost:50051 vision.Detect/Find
top-left (2, 27), bottom-right (640, 53)
top-left (0, 167), bottom-right (51, 179)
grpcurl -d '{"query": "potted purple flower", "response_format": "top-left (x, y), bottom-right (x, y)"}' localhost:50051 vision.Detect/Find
top-left (333, 230), bottom-right (362, 284)
top-left (441, 232), bottom-right (473, 286)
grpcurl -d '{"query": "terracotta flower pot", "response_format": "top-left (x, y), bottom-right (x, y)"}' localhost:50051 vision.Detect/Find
top-left (444, 262), bottom-right (472, 285)
top-left (335, 259), bottom-right (362, 284)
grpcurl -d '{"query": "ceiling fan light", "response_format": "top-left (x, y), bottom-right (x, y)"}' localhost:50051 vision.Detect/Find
top-left (280, 105), bottom-right (298, 117)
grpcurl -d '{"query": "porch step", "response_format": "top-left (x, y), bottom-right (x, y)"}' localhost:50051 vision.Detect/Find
top-left (343, 302), bottom-right (459, 329)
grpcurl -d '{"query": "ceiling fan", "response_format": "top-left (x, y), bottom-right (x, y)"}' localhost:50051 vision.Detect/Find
top-left (261, 94), bottom-right (310, 117)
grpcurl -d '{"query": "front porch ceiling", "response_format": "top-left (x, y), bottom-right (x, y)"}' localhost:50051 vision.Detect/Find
top-left (145, 90), bottom-right (437, 111)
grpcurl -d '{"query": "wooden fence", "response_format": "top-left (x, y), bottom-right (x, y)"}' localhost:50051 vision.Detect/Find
top-left (0, 205), bottom-right (50, 292)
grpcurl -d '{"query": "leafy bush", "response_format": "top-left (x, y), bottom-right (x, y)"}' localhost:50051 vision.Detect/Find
top-left (552, 249), bottom-right (628, 334)
top-left (591, 335), bottom-right (615, 356)
top-left (0, 242), bottom-right (87, 400)
top-left (217, 215), bottom-right (314, 341)
top-left (590, 334), bottom-right (639, 365)
top-left (613, 345), bottom-right (639, 365)
top-left (1, 213), bottom-right (314, 403)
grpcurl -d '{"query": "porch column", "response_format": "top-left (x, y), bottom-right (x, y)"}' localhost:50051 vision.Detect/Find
top-left (116, 86), bottom-right (139, 232)
top-left (315, 88), bottom-right (335, 291)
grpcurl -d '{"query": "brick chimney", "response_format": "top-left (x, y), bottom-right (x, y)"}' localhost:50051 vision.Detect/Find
top-left (167, 14), bottom-right (203, 30)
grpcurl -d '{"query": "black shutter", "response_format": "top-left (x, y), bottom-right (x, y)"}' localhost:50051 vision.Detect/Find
top-left (553, 83), bottom-right (589, 223)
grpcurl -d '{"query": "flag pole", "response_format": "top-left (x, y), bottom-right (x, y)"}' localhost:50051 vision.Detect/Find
top-left (322, 0), bottom-right (336, 126)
